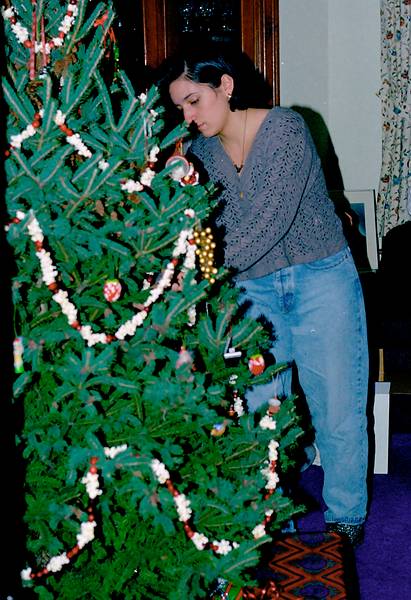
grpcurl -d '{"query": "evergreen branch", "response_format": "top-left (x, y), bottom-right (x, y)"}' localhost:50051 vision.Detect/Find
top-left (215, 310), bottom-right (234, 343)
top-left (93, 72), bottom-right (115, 129)
top-left (38, 147), bottom-right (73, 185)
top-left (131, 230), bottom-right (185, 259)
top-left (129, 119), bottom-right (147, 152)
top-left (242, 538), bottom-right (271, 555)
top-left (217, 442), bottom-right (260, 466)
top-left (71, 152), bottom-right (104, 184)
top-left (95, 160), bottom-right (123, 187)
top-left (64, 170), bottom-right (98, 218)
top-left (62, 18), bottom-right (115, 116)
top-left (116, 95), bottom-right (140, 135)
top-left (159, 189), bottom-right (192, 219)
top-left (234, 322), bottom-right (268, 349)
top-left (2, 78), bottom-right (32, 124)
top-left (223, 554), bottom-right (263, 575)
top-left (72, 154), bottom-right (123, 196)
top-left (38, 92), bottom-right (56, 139)
top-left (161, 123), bottom-right (190, 150)
top-left (119, 70), bottom-right (136, 102)
top-left (99, 237), bottom-right (132, 258)
top-left (59, 176), bottom-right (82, 201)
top-left (75, 2), bottom-right (108, 42)
top-left (130, 192), bottom-right (159, 219)
top-left (11, 151), bottom-right (40, 185)
top-left (11, 64), bottom-right (29, 94)
top-left (163, 287), bottom-right (209, 329)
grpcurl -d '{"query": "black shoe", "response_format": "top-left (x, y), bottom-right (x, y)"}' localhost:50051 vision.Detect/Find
top-left (326, 522), bottom-right (364, 547)
top-left (300, 444), bottom-right (316, 471)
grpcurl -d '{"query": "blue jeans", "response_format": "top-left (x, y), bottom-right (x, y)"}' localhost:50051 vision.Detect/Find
top-left (237, 246), bottom-right (369, 525)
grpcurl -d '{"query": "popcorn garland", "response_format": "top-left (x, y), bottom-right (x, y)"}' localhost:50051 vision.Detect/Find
top-left (21, 455), bottom-right (99, 582)
top-left (7, 109), bottom-right (43, 151)
top-left (21, 444), bottom-right (128, 583)
top-left (2, 1), bottom-right (80, 55)
top-left (151, 410), bottom-right (282, 554)
top-left (21, 424), bottom-right (280, 585)
top-left (5, 107), bottom-right (94, 158)
top-left (5, 101), bottom-right (196, 190)
top-left (54, 110), bottom-right (92, 157)
top-left (10, 208), bottom-right (199, 346)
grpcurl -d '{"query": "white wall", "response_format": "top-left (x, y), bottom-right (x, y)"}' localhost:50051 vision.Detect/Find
top-left (279, 0), bottom-right (381, 192)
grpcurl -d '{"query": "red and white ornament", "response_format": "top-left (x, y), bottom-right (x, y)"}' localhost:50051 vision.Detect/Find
top-left (103, 279), bottom-right (122, 302)
top-left (248, 353), bottom-right (265, 375)
top-left (268, 397), bottom-right (281, 415)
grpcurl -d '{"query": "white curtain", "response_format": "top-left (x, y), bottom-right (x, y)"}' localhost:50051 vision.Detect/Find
top-left (377, 0), bottom-right (411, 238)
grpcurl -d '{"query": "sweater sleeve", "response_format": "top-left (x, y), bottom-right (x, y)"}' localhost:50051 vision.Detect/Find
top-left (224, 111), bottom-right (313, 272)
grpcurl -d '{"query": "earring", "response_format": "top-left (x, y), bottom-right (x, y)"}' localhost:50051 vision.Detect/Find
top-left (227, 93), bottom-right (232, 100)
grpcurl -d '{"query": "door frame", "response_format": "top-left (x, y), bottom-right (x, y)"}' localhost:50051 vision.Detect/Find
top-left (141, 0), bottom-right (280, 105)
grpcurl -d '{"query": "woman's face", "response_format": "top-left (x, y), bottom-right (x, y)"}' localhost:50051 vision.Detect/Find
top-left (169, 75), bottom-right (231, 137)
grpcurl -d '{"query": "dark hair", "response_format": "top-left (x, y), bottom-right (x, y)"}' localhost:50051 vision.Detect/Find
top-left (157, 42), bottom-right (272, 112)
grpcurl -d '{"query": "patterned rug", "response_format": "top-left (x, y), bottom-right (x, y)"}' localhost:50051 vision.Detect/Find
top-left (264, 531), bottom-right (352, 599)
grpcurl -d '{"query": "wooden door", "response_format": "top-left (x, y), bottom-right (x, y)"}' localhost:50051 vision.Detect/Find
top-left (116, 0), bottom-right (280, 105)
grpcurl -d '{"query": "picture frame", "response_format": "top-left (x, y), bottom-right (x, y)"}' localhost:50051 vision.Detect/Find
top-left (329, 189), bottom-right (379, 272)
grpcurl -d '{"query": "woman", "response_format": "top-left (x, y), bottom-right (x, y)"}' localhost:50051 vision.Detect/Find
top-left (161, 45), bottom-right (369, 546)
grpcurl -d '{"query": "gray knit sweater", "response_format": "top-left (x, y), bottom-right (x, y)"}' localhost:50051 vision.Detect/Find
top-left (189, 107), bottom-right (347, 281)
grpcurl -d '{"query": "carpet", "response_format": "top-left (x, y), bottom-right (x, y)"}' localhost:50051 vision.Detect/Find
top-left (264, 531), bottom-right (351, 599)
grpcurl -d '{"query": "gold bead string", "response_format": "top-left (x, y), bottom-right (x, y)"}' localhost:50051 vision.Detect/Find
top-left (193, 226), bottom-right (218, 283)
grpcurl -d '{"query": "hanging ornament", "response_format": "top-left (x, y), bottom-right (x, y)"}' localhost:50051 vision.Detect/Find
top-left (211, 421), bottom-right (228, 437)
top-left (248, 353), bottom-right (265, 375)
top-left (180, 163), bottom-right (200, 186)
top-left (224, 337), bottom-right (242, 360)
top-left (103, 279), bottom-right (122, 302)
top-left (166, 154), bottom-right (191, 181)
top-left (175, 346), bottom-right (193, 369)
top-left (193, 226), bottom-right (218, 283)
top-left (165, 139), bottom-right (190, 181)
top-left (268, 397), bottom-right (281, 415)
top-left (13, 337), bottom-right (24, 373)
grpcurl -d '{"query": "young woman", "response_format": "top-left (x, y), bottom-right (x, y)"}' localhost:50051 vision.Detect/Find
top-left (161, 45), bottom-right (369, 546)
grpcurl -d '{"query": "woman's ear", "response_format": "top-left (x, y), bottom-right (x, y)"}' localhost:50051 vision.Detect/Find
top-left (220, 74), bottom-right (234, 98)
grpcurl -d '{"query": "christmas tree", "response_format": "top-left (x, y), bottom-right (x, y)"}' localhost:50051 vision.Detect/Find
top-left (2, 1), bottom-right (305, 598)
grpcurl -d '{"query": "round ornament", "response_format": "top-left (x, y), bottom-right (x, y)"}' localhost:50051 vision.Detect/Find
top-left (211, 421), bottom-right (228, 437)
top-left (165, 155), bottom-right (191, 181)
top-left (248, 353), bottom-right (265, 375)
top-left (103, 279), bottom-right (122, 302)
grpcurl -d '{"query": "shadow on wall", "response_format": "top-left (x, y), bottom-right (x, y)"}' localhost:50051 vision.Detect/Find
top-left (291, 105), bottom-right (371, 272)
